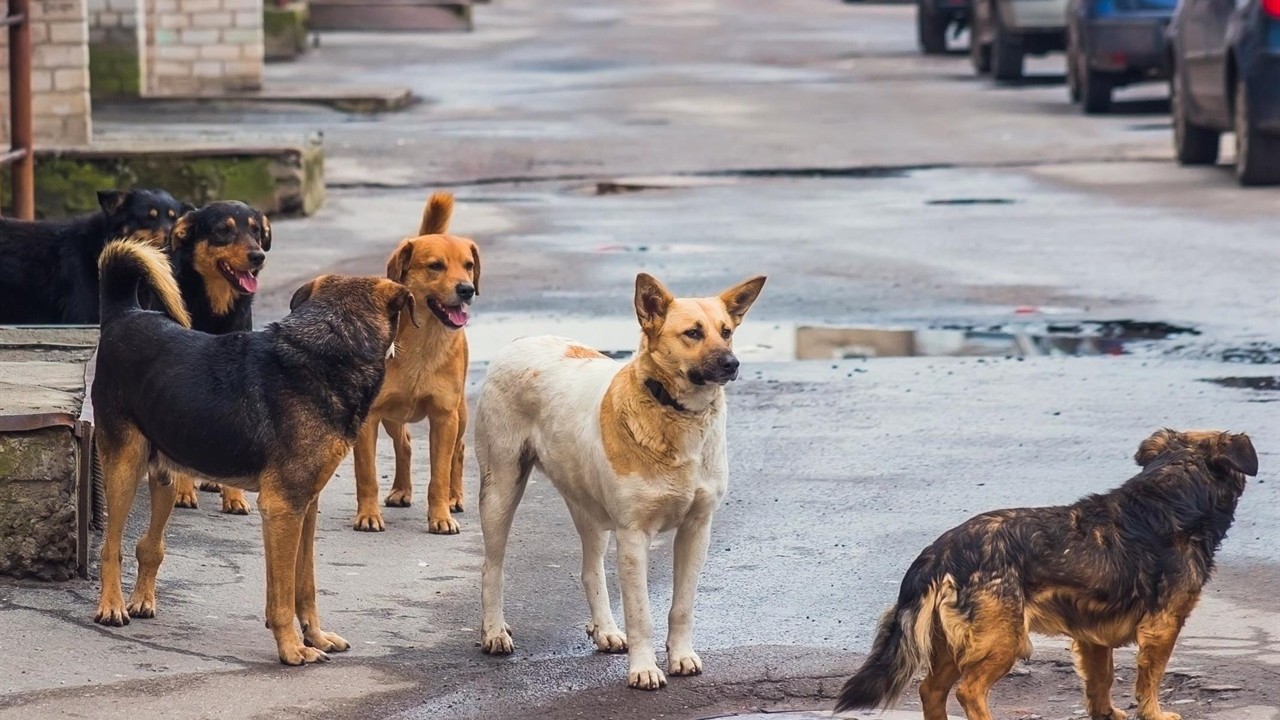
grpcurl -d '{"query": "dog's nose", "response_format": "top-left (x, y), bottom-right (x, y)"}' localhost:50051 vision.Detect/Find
top-left (248, 250), bottom-right (266, 269)
top-left (720, 354), bottom-right (740, 375)
top-left (456, 283), bottom-right (476, 302)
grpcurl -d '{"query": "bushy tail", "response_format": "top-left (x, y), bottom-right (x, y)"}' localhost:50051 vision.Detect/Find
top-left (98, 239), bottom-right (191, 328)
top-left (419, 191), bottom-right (454, 235)
top-left (834, 562), bottom-right (947, 712)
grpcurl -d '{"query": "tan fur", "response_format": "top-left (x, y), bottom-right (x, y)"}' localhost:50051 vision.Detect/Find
top-left (99, 241), bottom-right (191, 328)
top-left (564, 345), bottom-right (607, 359)
top-left (352, 191), bottom-right (478, 534)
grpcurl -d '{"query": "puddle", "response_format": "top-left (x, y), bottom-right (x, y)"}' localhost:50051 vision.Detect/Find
top-left (464, 317), bottom-right (1197, 363)
top-left (1203, 376), bottom-right (1280, 392)
top-left (925, 197), bottom-right (1017, 206)
top-left (593, 175), bottom-right (738, 195)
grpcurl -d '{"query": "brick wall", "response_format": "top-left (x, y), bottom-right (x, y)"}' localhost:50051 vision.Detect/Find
top-left (88, 0), bottom-right (135, 44)
top-left (140, 0), bottom-right (265, 96)
top-left (0, 0), bottom-right (93, 146)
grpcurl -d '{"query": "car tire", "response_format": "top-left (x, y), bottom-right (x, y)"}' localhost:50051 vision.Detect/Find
top-left (1171, 63), bottom-right (1219, 166)
top-left (1081, 68), bottom-right (1113, 114)
top-left (918, 4), bottom-right (948, 55)
top-left (971, 20), bottom-right (992, 74)
top-left (990, 6), bottom-right (1024, 83)
top-left (1234, 76), bottom-right (1280, 186)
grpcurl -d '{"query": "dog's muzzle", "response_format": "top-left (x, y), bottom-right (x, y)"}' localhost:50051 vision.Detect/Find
top-left (690, 352), bottom-right (740, 385)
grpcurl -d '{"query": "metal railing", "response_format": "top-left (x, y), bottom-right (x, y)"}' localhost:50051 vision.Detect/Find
top-left (2, 0), bottom-right (33, 219)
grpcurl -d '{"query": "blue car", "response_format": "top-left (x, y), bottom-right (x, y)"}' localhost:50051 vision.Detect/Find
top-left (1169, 0), bottom-right (1280, 185)
top-left (1066, 0), bottom-right (1177, 113)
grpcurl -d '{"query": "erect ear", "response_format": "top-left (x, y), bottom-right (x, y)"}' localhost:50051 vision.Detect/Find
top-left (98, 190), bottom-right (127, 216)
top-left (386, 239), bottom-right (414, 283)
top-left (1135, 428), bottom-right (1178, 467)
top-left (168, 210), bottom-right (195, 251)
top-left (719, 275), bottom-right (766, 326)
top-left (259, 213), bottom-right (272, 252)
top-left (469, 241), bottom-right (482, 295)
top-left (634, 273), bottom-right (673, 334)
top-left (1215, 432), bottom-right (1258, 477)
top-left (289, 278), bottom-right (319, 311)
top-left (392, 285), bottom-right (419, 328)
top-left (180, 202), bottom-right (197, 214)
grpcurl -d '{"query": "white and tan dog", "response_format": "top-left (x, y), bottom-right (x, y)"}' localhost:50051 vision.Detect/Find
top-left (475, 272), bottom-right (765, 690)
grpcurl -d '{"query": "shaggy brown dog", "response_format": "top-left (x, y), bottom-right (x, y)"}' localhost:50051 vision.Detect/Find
top-left (836, 429), bottom-right (1258, 720)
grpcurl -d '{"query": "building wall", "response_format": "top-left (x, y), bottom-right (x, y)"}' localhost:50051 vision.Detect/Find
top-left (139, 0), bottom-right (265, 96)
top-left (0, 0), bottom-right (93, 146)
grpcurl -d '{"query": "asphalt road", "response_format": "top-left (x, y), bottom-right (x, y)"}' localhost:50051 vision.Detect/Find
top-left (3, 1), bottom-right (1278, 719)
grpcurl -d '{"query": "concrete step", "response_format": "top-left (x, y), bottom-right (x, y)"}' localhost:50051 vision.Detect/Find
top-left (308, 0), bottom-right (473, 32)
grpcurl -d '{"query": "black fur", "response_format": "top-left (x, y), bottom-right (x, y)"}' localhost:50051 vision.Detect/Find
top-left (0, 189), bottom-right (190, 324)
top-left (170, 201), bottom-right (270, 334)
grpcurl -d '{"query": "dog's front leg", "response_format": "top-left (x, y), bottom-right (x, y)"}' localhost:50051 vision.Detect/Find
top-left (426, 399), bottom-right (461, 534)
top-left (259, 488), bottom-right (327, 665)
top-left (616, 528), bottom-right (665, 690)
top-left (666, 517), bottom-right (711, 676)
top-left (1134, 608), bottom-right (1192, 720)
top-left (295, 498), bottom-right (350, 654)
top-left (352, 417), bottom-right (386, 531)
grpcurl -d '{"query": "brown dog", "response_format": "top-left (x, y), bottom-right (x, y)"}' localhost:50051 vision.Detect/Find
top-left (836, 429), bottom-right (1258, 720)
top-left (92, 239), bottom-right (415, 664)
top-left (352, 191), bottom-right (478, 534)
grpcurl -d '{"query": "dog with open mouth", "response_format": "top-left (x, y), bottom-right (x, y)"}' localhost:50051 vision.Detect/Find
top-left (350, 191), bottom-right (480, 534)
top-left (162, 201), bottom-right (271, 515)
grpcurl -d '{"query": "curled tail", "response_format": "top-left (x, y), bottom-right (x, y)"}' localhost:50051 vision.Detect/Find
top-left (419, 191), bottom-right (454, 235)
top-left (99, 239), bottom-right (191, 328)
top-left (835, 559), bottom-right (949, 712)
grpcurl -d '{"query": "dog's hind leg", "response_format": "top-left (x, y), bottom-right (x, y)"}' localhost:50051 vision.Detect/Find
top-left (954, 596), bottom-right (1024, 720)
top-left (172, 471), bottom-right (199, 509)
top-left (219, 486), bottom-right (252, 515)
top-left (352, 418), bottom-right (387, 531)
top-left (666, 517), bottom-right (711, 676)
top-left (383, 419), bottom-right (413, 509)
top-left (1073, 640), bottom-right (1126, 720)
top-left (569, 506), bottom-right (626, 653)
top-left (616, 528), bottom-right (665, 690)
top-left (295, 498), bottom-right (350, 655)
top-left (94, 427), bottom-right (147, 626)
top-left (920, 633), bottom-right (961, 720)
top-left (126, 470), bottom-right (177, 619)
top-left (477, 436), bottom-right (532, 655)
top-left (1134, 605), bottom-right (1193, 720)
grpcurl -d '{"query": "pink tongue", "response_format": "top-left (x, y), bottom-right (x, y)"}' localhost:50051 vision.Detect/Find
top-left (445, 306), bottom-right (469, 327)
top-left (236, 271), bottom-right (258, 294)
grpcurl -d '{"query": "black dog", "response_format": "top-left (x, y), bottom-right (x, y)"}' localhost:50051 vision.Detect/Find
top-left (836, 429), bottom-right (1257, 720)
top-left (0, 189), bottom-right (190, 324)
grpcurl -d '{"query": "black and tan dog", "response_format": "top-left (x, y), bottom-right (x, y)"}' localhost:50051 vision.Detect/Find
top-left (92, 240), bottom-right (416, 664)
top-left (836, 429), bottom-right (1258, 720)
top-left (0, 188), bottom-right (189, 324)
top-left (163, 201), bottom-right (272, 515)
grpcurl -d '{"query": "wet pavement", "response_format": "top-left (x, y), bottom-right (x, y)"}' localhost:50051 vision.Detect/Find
top-left (3, 0), bottom-right (1279, 719)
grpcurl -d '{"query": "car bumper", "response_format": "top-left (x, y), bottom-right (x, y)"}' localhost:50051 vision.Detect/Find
top-left (1245, 52), bottom-right (1280, 133)
top-left (1003, 0), bottom-right (1069, 31)
top-left (1084, 16), bottom-right (1170, 73)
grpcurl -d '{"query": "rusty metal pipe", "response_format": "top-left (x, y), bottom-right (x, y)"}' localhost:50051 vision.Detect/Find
top-left (8, 0), bottom-right (35, 219)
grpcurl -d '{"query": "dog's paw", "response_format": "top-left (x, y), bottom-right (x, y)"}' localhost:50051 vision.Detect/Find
top-left (221, 492), bottom-right (252, 515)
top-left (450, 497), bottom-right (465, 513)
top-left (384, 489), bottom-right (412, 507)
top-left (126, 594), bottom-right (156, 619)
top-left (667, 650), bottom-right (702, 676)
top-left (1091, 709), bottom-right (1127, 720)
top-left (173, 488), bottom-right (199, 509)
top-left (481, 624), bottom-right (514, 655)
top-left (353, 509), bottom-right (386, 532)
top-left (197, 481), bottom-right (221, 492)
top-left (279, 643), bottom-right (330, 666)
top-left (94, 598), bottom-right (130, 626)
top-left (428, 514), bottom-right (460, 535)
top-left (627, 665), bottom-right (667, 691)
top-left (304, 629), bottom-right (350, 653)
top-left (1137, 712), bottom-right (1178, 720)
top-left (587, 623), bottom-right (627, 653)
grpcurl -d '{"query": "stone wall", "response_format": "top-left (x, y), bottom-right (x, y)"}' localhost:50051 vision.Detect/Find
top-left (0, 0), bottom-right (93, 147)
top-left (0, 428), bottom-right (80, 581)
top-left (87, 0), bottom-right (140, 98)
top-left (139, 0), bottom-right (265, 96)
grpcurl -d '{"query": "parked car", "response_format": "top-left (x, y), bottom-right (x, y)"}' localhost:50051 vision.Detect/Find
top-left (1066, 0), bottom-right (1176, 113)
top-left (1168, 0), bottom-right (1280, 185)
top-left (970, 0), bottom-right (1070, 81)
top-left (918, 0), bottom-right (972, 54)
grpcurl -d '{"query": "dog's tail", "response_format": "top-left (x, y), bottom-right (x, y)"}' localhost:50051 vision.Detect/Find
top-left (419, 191), bottom-right (454, 235)
top-left (99, 239), bottom-right (191, 328)
top-left (834, 554), bottom-right (952, 712)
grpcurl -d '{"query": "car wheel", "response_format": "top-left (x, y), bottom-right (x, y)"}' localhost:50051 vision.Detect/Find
top-left (970, 17), bottom-right (992, 74)
top-left (918, 3), bottom-right (948, 54)
top-left (1066, 31), bottom-right (1081, 103)
top-left (1234, 75), bottom-right (1280, 185)
top-left (990, 5), bottom-right (1024, 82)
top-left (1171, 62), bottom-right (1220, 165)
top-left (1081, 67), bottom-right (1113, 114)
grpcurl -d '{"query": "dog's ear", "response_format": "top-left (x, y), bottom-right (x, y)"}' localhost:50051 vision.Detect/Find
top-left (386, 239), bottom-right (414, 283)
top-left (634, 273), bottom-right (673, 334)
top-left (1135, 428), bottom-right (1179, 467)
top-left (719, 275), bottom-right (766, 326)
top-left (1214, 433), bottom-right (1258, 477)
top-left (168, 210), bottom-right (195, 250)
top-left (419, 191), bottom-right (454, 235)
top-left (98, 190), bottom-right (127, 216)
top-left (180, 202), bottom-right (197, 214)
top-left (392, 285), bottom-right (419, 328)
top-left (259, 213), bottom-right (272, 252)
top-left (469, 241), bottom-right (482, 296)
top-left (289, 278), bottom-right (319, 311)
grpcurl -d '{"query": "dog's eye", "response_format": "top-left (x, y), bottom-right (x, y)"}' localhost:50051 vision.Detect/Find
top-left (428, 261), bottom-right (446, 272)
top-left (684, 328), bottom-right (703, 340)
top-left (464, 261), bottom-right (475, 271)
top-left (148, 208), bottom-right (158, 219)
top-left (168, 209), bottom-right (176, 218)
top-left (721, 327), bottom-right (732, 340)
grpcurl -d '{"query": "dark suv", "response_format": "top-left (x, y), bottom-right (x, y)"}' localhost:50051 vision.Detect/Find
top-left (1168, 0), bottom-right (1280, 185)
top-left (1066, 0), bottom-right (1176, 114)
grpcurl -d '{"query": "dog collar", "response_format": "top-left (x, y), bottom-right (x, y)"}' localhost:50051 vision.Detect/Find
top-left (644, 378), bottom-right (689, 413)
